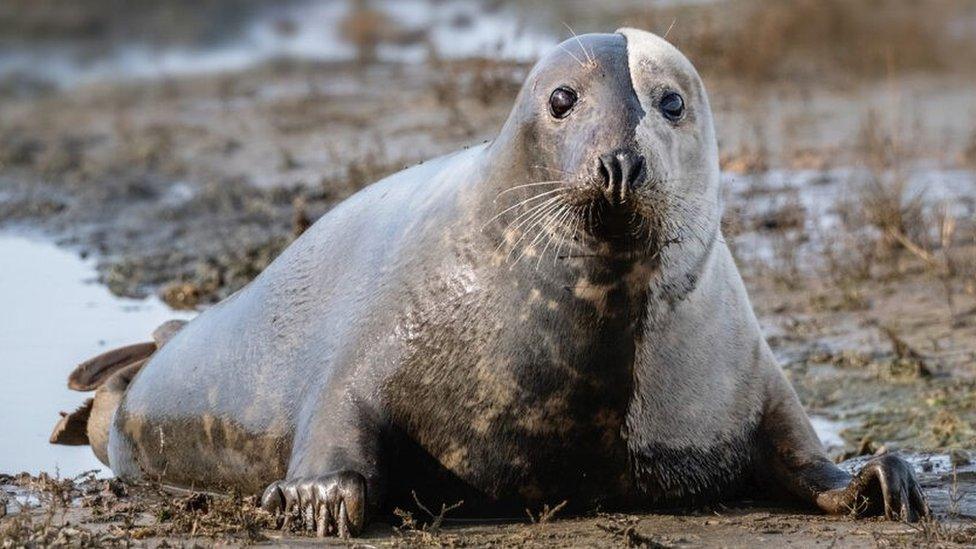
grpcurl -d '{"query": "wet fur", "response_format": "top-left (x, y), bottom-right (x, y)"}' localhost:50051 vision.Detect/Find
top-left (59, 29), bottom-right (910, 523)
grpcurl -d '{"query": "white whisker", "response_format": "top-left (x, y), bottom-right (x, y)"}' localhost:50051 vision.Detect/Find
top-left (498, 197), bottom-right (566, 257)
top-left (663, 18), bottom-right (677, 40)
top-left (483, 188), bottom-right (567, 229)
top-left (535, 205), bottom-right (574, 268)
top-left (494, 180), bottom-right (565, 199)
top-left (514, 203), bottom-right (566, 265)
top-left (558, 44), bottom-right (586, 68)
top-left (554, 206), bottom-right (581, 264)
top-left (501, 194), bottom-right (566, 235)
top-left (563, 22), bottom-right (595, 65)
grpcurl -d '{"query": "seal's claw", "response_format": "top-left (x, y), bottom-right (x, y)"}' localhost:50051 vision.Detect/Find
top-left (261, 482), bottom-right (284, 514)
top-left (260, 471), bottom-right (367, 538)
top-left (910, 483), bottom-right (930, 520)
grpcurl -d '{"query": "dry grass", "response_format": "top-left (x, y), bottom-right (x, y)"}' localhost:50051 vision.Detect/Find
top-left (426, 54), bottom-right (525, 138)
top-left (626, 0), bottom-right (976, 83)
top-left (964, 128), bottom-right (976, 169)
top-left (339, 0), bottom-right (400, 64)
top-left (910, 516), bottom-right (976, 546)
top-left (824, 108), bottom-right (976, 316)
top-left (328, 136), bottom-right (405, 196)
top-left (0, 0), bottom-right (268, 45)
top-left (525, 500), bottom-right (567, 525)
top-left (391, 492), bottom-right (464, 545)
top-left (595, 513), bottom-right (668, 548)
top-left (338, 0), bottom-right (432, 64)
top-left (821, 229), bottom-right (877, 286)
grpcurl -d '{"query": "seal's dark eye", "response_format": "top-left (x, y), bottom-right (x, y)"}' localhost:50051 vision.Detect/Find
top-left (549, 87), bottom-right (578, 119)
top-left (660, 91), bottom-right (685, 122)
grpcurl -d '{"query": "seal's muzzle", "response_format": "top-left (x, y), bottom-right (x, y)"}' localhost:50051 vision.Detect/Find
top-left (596, 149), bottom-right (646, 205)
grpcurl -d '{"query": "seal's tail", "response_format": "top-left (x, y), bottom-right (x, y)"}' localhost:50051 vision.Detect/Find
top-left (49, 319), bottom-right (187, 465)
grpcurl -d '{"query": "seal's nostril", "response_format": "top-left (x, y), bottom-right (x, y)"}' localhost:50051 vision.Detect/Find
top-left (629, 155), bottom-right (647, 189)
top-left (596, 150), bottom-right (645, 201)
top-left (597, 156), bottom-right (611, 186)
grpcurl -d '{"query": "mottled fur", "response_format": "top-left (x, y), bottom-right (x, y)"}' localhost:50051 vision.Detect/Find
top-left (61, 29), bottom-right (925, 534)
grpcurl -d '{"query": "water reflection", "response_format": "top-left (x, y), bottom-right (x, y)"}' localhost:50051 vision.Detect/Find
top-left (0, 0), bottom-right (555, 89)
top-left (0, 234), bottom-right (194, 477)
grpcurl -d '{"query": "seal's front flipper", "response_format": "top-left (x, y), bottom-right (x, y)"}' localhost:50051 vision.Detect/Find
top-left (759, 369), bottom-right (928, 522)
top-left (263, 388), bottom-right (384, 538)
top-left (262, 471), bottom-right (367, 538)
top-left (815, 454), bottom-right (929, 521)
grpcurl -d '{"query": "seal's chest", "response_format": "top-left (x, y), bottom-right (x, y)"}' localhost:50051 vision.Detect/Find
top-left (425, 398), bottom-right (635, 507)
top-left (386, 354), bottom-right (637, 507)
top-left (384, 281), bottom-right (643, 506)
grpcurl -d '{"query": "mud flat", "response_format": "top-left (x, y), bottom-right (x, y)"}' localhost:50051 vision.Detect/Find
top-left (1, 0), bottom-right (975, 545)
top-left (2, 451), bottom-right (975, 547)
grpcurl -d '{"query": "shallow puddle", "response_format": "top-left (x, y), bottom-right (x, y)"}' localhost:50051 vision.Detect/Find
top-left (808, 414), bottom-right (851, 453)
top-left (0, 0), bottom-right (556, 88)
top-left (725, 167), bottom-right (976, 266)
top-left (0, 234), bottom-right (194, 477)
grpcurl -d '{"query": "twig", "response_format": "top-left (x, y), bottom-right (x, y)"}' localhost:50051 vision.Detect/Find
top-left (885, 227), bottom-right (935, 266)
top-left (525, 500), bottom-right (568, 524)
top-left (411, 491), bottom-right (463, 532)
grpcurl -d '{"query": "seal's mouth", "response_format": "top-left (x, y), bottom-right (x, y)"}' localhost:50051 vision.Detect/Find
top-left (490, 155), bottom-right (660, 264)
top-left (557, 148), bottom-right (656, 251)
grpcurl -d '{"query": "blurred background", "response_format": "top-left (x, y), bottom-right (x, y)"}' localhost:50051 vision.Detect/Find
top-left (0, 0), bottom-right (974, 491)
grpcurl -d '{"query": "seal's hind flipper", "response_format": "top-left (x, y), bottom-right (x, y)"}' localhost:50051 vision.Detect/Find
top-left (152, 319), bottom-right (187, 347)
top-left (53, 319), bottom-right (187, 463)
top-left (67, 342), bottom-right (156, 392)
top-left (49, 398), bottom-right (94, 445)
top-left (65, 318), bottom-right (187, 392)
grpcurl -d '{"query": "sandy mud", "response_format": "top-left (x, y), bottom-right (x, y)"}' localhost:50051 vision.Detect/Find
top-left (1, 0), bottom-right (974, 546)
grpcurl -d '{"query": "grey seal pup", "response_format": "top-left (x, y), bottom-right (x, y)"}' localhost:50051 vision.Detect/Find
top-left (52, 28), bottom-right (927, 537)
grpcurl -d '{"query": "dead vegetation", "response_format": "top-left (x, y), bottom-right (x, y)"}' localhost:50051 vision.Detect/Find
top-left (964, 128), bottom-right (976, 168)
top-left (328, 136), bottom-right (405, 196)
top-left (525, 500), bottom-right (568, 525)
top-left (596, 513), bottom-right (670, 548)
top-left (626, 0), bottom-right (976, 83)
top-left (743, 104), bottom-right (976, 455)
top-left (910, 516), bottom-right (976, 546)
top-left (730, 96), bottom-right (976, 328)
top-left (391, 492), bottom-right (464, 545)
top-left (0, 472), bottom-right (274, 546)
top-left (4, 462), bottom-right (975, 546)
top-left (827, 110), bottom-right (976, 324)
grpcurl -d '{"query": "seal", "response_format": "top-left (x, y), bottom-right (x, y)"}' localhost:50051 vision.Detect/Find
top-left (52, 29), bottom-right (927, 537)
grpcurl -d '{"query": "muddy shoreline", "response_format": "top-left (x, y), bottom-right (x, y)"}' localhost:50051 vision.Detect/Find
top-left (2, 1), bottom-right (975, 545)
top-left (3, 451), bottom-right (975, 547)
top-left (2, 61), bottom-right (975, 543)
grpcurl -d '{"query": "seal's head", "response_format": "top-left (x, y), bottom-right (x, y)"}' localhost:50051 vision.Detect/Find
top-left (487, 28), bottom-right (720, 263)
